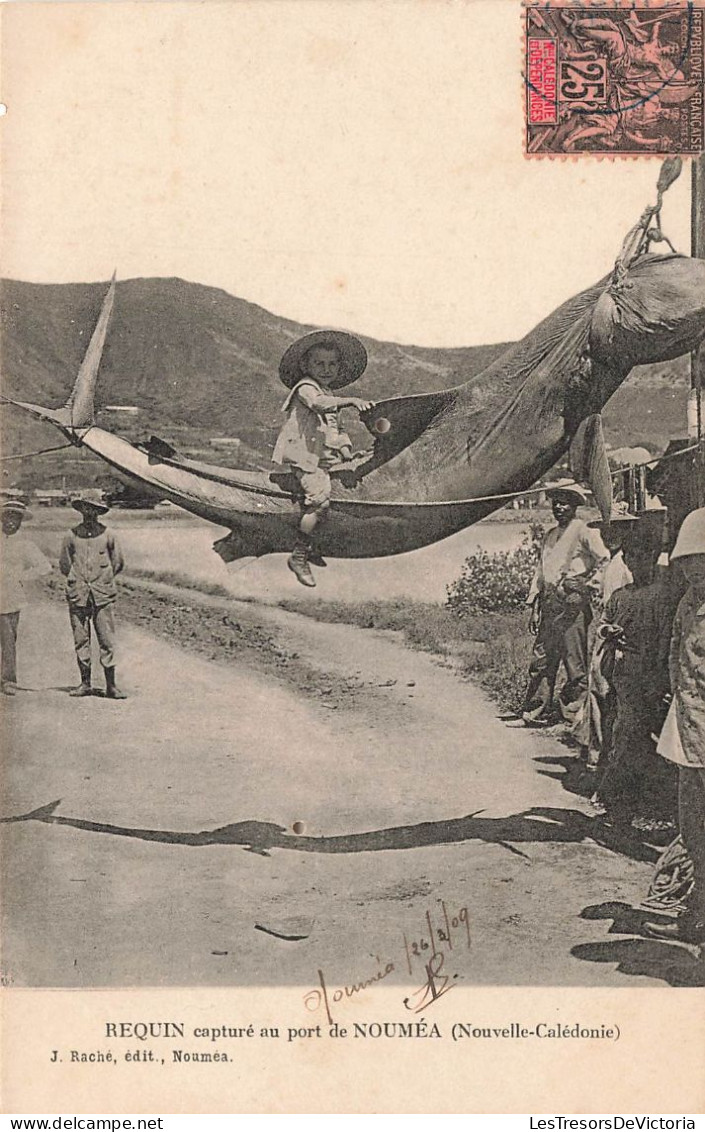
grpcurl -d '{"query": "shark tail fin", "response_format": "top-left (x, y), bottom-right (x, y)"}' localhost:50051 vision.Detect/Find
top-left (63, 272), bottom-right (117, 428)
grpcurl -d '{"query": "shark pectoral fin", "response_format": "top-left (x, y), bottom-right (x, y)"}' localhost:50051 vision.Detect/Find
top-left (142, 435), bottom-right (179, 461)
top-left (570, 414), bottom-right (613, 522)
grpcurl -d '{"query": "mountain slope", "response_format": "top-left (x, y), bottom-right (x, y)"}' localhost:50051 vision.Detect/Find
top-left (0, 277), bottom-right (692, 490)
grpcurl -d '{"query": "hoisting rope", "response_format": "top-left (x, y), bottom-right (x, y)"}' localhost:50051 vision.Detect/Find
top-left (355, 443), bottom-right (701, 509)
top-left (612, 156), bottom-right (682, 286)
top-left (328, 442), bottom-right (700, 510)
top-left (0, 442), bottom-right (74, 462)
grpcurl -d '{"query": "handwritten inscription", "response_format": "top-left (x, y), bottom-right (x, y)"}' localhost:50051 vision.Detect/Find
top-left (304, 901), bottom-right (470, 1024)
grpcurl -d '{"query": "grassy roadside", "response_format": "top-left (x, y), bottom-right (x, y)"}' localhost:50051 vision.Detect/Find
top-left (38, 559), bottom-right (533, 713)
top-left (278, 597), bottom-right (532, 712)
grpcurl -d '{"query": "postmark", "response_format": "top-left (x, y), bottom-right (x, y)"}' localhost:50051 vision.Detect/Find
top-left (525, 3), bottom-right (704, 156)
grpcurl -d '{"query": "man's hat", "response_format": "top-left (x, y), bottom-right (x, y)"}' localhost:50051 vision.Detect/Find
top-left (2, 499), bottom-right (31, 519)
top-left (278, 330), bottom-right (368, 390)
top-left (545, 479), bottom-right (588, 507)
top-left (71, 489), bottom-right (110, 515)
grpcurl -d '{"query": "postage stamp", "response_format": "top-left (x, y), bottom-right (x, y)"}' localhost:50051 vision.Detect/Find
top-left (525, 4), bottom-right (704, 156)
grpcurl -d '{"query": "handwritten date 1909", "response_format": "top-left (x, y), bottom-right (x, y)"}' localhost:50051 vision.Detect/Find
top-left (303, 902), bottom-right (470, 1025)
top-left (403, 903), bottom-right (470, 976)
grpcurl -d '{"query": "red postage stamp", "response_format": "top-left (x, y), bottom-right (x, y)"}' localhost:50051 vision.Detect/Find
top-left (525, 4), bottom-right (704, 156)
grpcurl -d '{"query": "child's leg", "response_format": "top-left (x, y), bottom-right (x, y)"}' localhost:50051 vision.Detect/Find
top-left (288, 470), bottom-right (331, 587)
top-left (297, 469), bottom-right (331, 534)
top-left (300, 508), bottom-right (321, 536)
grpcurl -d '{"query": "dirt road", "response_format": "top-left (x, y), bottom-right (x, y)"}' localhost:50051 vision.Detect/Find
top-left (2, 592), bottom-right (703, 990)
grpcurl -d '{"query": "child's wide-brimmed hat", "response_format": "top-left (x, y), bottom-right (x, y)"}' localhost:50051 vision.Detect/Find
top-left (545, 479), bottom-right (588, 507)
top-left (278, 330), bottom-right (368, 390)
top-left (71, 489), bottom-right (110, 515)
top-left (670, 507), bottom-right (705, 560)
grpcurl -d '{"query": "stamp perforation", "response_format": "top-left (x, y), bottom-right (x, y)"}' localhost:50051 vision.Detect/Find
top-left (523, 1), bottom-right (704, 158)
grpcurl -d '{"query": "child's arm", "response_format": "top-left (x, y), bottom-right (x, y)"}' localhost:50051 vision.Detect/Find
top-left (297, 384), bottom-right (374, 415)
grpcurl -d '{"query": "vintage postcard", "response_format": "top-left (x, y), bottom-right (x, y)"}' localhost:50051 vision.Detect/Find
top-left (1, 0), bottom-right (704, 1116)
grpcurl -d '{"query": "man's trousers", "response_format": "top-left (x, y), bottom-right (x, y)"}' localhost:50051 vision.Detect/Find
top-left (0, 611), bottom-right (20, 684)
top-left (522, 593), bottom-right (591, 723)
top-left (68, 598), bottom-right (116, 669)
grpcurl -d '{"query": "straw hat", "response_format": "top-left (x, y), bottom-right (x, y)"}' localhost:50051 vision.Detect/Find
top-left (545, 479), bottom-right (588, 507)
top-left (2, 499), bottom-right (31, 519)
top-left (278, 330), bottom-right (368, 390)
top-left (71, 489), bottom-right (110, 515)
top-left (670, 507), bottom-right (705, 560)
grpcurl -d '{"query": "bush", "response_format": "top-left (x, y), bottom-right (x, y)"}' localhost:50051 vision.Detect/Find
top-left (446, 522), bottom-right (543, 616)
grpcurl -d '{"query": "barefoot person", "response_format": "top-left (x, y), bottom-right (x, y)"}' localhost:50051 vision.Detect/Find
top-left (522, 481), bottom-right (609, 726)
top-left (59, 489), bottom-right (127, 699)
top-left (0, 499), bottom-right (51, 695)
top-left (272, 330), bottom-right (374, 587)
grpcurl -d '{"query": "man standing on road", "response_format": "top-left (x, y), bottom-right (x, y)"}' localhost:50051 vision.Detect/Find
top-left (0, 499), bottom-right (52, 695)
top-left (59, 489), bottom-right (127, 699)
top-left (522, 481), bottom-right (609, 726)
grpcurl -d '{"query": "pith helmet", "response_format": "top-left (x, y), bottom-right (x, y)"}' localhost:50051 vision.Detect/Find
top-left (71, 489), bottom-right (110, 515)
top-left (278, 330), bottom-right (368, 390)
top-left (670, 507), bottom-right (705, 560)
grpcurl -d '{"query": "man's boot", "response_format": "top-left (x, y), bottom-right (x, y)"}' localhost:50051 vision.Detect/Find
top-left (69, 661), bottom-right (92, 697)
top-left (105, 666), bottom-right (127, 700)
top-left (287, 536), bottom-right (316, 587)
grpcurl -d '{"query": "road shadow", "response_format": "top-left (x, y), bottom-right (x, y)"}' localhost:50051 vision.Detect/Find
top-left (581, 899), bottom-right (667, 937)
top-left (1, 799), bottom-right (657, 861)
top-left (571, 938), bottom-right (705, 987)
top-left (533, 753), bottom-right (594, 798)
top-left (572, 901), bottom-right (705, 986)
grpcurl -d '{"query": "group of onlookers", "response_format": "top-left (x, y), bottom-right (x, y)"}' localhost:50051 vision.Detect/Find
top-left (0, 491), bottom-right (126, 699)
top-left (523, 486), bottom-right (705, 945)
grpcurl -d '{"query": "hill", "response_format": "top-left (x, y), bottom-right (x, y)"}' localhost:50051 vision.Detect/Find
top-left (0, 277), bottom-right (692, 491)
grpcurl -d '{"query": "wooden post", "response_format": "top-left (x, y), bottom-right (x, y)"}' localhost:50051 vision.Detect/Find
top-left (692, 155), bottom-right (705, 505)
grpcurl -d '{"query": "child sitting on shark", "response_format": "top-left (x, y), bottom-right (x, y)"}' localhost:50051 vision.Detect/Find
top-left (272, 330), bottom-right (375, 587)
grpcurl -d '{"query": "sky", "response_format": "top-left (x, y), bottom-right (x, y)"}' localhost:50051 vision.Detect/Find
top-left (0, 0), bottom-right (695, 347)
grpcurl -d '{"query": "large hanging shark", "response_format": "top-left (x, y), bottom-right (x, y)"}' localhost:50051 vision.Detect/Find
top-left (6, 163), bottom-right (705, 562)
